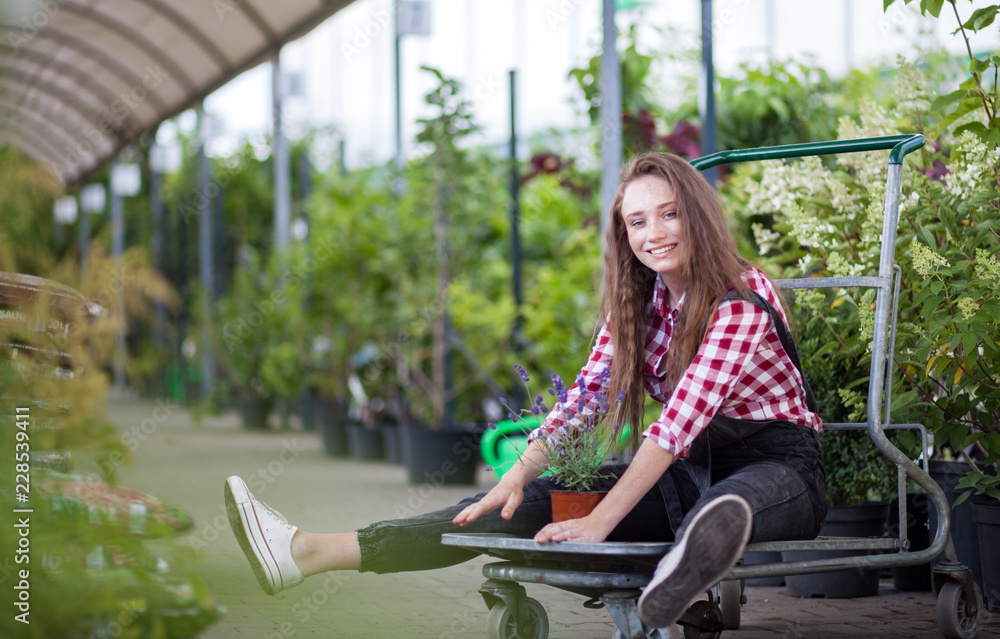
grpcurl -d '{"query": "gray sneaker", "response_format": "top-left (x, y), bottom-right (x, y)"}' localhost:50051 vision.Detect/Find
top-left (637, 494), bottom-right (752, 628)
top-left (225, 476), bottom-right (304, 595)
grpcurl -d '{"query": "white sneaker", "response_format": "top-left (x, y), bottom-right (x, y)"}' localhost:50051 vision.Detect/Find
top-left (637, 494), bottom-right (752, 628)
top-left (224, 476), bottom-right (304, 595)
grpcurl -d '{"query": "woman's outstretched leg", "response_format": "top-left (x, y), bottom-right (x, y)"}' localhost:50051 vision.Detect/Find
top-left (292, 531), bottom-right (361, 576)
top-left (223, 474), bottom-right (555, 594)
top-left (225, 465), bottom-right (670, 593)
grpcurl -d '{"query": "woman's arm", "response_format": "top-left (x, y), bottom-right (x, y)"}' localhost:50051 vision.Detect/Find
top-left (452, 438), bottom-right (551, 525)
top-left (533, 438), bottom-right (674, 543)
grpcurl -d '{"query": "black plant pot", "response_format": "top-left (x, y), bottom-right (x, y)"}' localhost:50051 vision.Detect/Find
top-left (237, 394), bottom-right (273, 431)
top-left (400, 425), bottom-right (481, 486)
top-left (972, 501), bottom-right (1000, 613)
top-left (300, 387), bottom-right (320, 432)
top-left (381, 424), bottom-right (403, 465)
top-left (315, 401), bottom-right (349, 457)
top-left (783, 502), bottom-right (890, 598)
top-left (928, 459), bottom-right (993, 592)
top-left (888, 492), bottom-right (932, 592)
top-left (742, 551), bottom-right (785, 586)
top-left (347, 423), bottom-right (384, 461)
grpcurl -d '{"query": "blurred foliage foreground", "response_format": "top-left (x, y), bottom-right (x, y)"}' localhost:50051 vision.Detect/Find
top-left (0, 272), bottom-right (221, 638)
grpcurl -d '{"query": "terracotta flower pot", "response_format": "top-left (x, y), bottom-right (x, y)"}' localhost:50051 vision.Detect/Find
top-left (550, 491), bottom-right (608, 522)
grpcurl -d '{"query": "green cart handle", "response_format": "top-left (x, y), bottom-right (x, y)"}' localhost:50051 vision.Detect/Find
top-left (480, 417), bottom-right (634, 480)
top-left (690, 133), bottom-right (925, 170)
top-left (480, 416), bottom-right (545, 480)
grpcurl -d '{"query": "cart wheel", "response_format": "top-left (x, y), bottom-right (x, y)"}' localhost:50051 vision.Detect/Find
top-left (719, 580), bottom-right (741, 630)
top-left (936, 581), bottom-right (983, 639)
top-left (682, 600), bottom-right (723, 639)
top-left (486, 597), bottom-right (549, 639)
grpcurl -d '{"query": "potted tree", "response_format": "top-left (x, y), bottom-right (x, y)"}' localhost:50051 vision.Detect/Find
top-left (393, 67), bottom-right (487, 486)
top-left (215, 247), bottom-right (306, 430)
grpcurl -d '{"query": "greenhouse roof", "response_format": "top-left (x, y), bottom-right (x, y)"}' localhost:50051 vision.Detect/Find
top-left (0, 0), bottom-right (355, 186)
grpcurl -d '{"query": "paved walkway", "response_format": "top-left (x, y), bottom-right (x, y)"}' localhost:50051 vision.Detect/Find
top-left (101, 398), bottom-right (999, 639)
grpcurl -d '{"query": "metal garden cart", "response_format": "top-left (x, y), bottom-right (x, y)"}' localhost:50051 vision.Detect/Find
top-left (443, 134), bottom-right (988, 639)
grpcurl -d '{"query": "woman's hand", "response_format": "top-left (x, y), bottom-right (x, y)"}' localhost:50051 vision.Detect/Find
top-left (452, 477), bottom-right (525, 526)
top-left (533, 513), bottom-right (617, 544)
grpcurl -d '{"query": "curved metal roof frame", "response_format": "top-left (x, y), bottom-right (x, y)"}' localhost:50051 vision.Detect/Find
top-left (0, 0), bottom-right (355, 187)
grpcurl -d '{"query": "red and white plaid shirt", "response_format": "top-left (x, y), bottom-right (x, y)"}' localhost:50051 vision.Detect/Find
top-left (532, 266), bottom-right (822, 459)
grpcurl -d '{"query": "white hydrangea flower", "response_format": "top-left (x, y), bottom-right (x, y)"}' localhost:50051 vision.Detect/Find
top-left (946, 131), bottom-right (1000, 199)
top-left (893, 55), bottom-right (932, 115)
top-left (751, 222), bottom-right (782, 256)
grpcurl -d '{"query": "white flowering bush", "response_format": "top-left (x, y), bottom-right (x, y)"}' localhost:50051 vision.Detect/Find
top-left (727, 2), bottom-right (1000, 502)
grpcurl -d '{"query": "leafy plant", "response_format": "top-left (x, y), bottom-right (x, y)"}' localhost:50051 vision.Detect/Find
top-left (214, 246), bottom-right (307, 409)
top-left (489, 365), bottom-right (625, 492)
top-left (724, 0), bottom-right (1000, 504)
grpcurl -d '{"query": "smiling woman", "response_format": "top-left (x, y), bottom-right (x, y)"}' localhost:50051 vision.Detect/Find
top-left (622, 175), bottom-right (685, 298)
top-left (222, 150), bottom-right (827, 632)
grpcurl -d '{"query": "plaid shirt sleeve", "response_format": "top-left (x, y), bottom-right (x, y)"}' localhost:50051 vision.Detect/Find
top-left (527, 322), bottom-right (613, 443)
top-left (642, 299), bottom-right (771, 459)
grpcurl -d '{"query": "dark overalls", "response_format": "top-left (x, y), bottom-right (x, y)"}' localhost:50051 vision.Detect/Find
top-left (358, 291), bottom-right (826, 574)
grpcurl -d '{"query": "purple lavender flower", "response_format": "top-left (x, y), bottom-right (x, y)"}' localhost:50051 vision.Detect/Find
top-left (596, 392), bottom-right (609, 414)
top-left (531, 406), bottom-right (540, 415)
top-left (612, 422), bottom-right (622, 431)
top-left (508, 412), bottom-right (519, 422)
top-left (617, 390), bottom-right (626, 404)
top-left (514, 364), bottom-right (530, 382)
top-left (488, 422), bottom-right (496, 430)
top-left (599, 366), bottom-right (611, 385)
top-left (551, 374), bottom-right (568, 403)
top-left (538, 402), bottom-right (549, 413)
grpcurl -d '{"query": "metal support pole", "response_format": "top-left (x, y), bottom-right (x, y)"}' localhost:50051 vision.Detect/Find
top-left (150, 148), bottom-right (166, 397)
top-left (198, 106), bottom-right (215, 402)
top-left (509, 69), bottom-right (525, 406)
top-left (599, 0), bottom-right (622, 232)
top-left (339, 137), bottom-right (347, 177)
top-left (393, 1), bottom-right (404, 193)
top-left (509, 69), bottom-right (523, 322)
top-left (273, 48), bottom-right (290, 252)
top-left (110, 158), bottom-right (126, 394)
top-left (79, 199), bottom-right (89, 273)
top-left (700, 0), bottom-right (718, 187)
top-left (844, 0), bottom-right (855, 71)
top-left (272, 50), bottom-right (290, 252)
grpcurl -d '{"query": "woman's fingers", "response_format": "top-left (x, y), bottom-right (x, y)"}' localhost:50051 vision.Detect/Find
top-left (533, 516), bottom-right (610, 543)
top-left (500, 490), bottom-right (523, 520)
top-left (453, 490), bottom-right (505, 526)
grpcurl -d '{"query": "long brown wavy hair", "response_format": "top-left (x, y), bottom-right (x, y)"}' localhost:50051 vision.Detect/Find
top-left (601, 153), bottom-right (752, 451)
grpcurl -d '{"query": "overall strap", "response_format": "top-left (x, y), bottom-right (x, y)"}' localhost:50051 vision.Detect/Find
top-left (720, 289), bottom-right (818, 413)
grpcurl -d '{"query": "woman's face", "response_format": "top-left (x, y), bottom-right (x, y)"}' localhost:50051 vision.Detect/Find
top-left (620, 175), bottom-right (685, 284)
